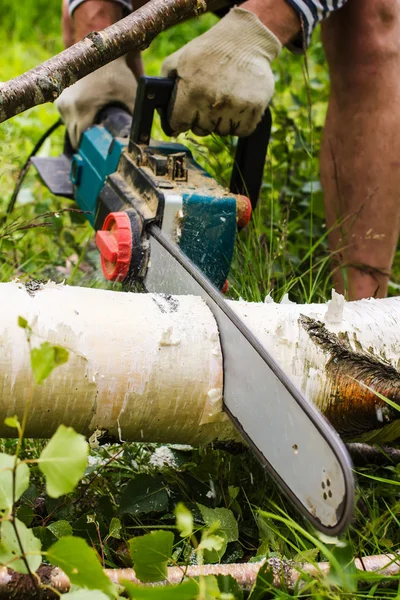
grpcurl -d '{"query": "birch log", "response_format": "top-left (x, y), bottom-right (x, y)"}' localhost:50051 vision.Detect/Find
top-left (0, 281), bottom-right (400, 443)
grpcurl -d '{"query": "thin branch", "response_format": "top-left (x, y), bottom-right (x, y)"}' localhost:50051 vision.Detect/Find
top-left (346, 443), bottom-right (400, 466)
top-left (0, 0), bottom-right (207, 123)
top-left (10, 459), bottom-right (40, 594)
top-left (74, 447), bottom-right (124, 507)
top-left (1, 553), bottom-right (400, 597)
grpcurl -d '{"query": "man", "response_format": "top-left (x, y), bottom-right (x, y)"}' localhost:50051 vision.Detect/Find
top-left (58, 0), bottom-right (400, 301)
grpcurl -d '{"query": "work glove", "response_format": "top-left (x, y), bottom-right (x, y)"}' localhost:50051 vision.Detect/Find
top-left (161, 7), bottom-right (281, 137)
top-left (56, 56), bottom-right (137, 148)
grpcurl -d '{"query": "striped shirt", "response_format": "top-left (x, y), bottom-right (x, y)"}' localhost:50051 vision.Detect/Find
top-left (285, 0), bottom-right (348, 47)
top-left (68, 0), bottom-right (348, 49)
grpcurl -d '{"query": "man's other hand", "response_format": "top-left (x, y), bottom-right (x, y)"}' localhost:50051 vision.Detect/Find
top-left (56, 56), bottom-right (137, 148)
top-left (161, 7), bottom-right (281, 137)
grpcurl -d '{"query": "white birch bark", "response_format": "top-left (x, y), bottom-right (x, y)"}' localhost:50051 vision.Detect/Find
top-left (0, 282), bottom-right (399, 443)
top-left (0, 281), bottom-right (227, 443)
top-left (231, 291), bottom-right (400, 443)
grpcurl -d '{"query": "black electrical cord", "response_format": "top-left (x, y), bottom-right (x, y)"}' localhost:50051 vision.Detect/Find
top-left (6, 118), bottom-right (63, 216)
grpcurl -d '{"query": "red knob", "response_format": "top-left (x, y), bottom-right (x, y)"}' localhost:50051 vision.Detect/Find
top-left (96, 212), bottom-right (132, 281)
top-left (236, 195), bottom-right (252, 228)
top-left (221, 279), bottom-right (229, 294)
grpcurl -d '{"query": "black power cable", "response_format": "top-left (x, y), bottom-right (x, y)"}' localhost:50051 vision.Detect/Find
top-left (6, 119), bottom-right (63, 216)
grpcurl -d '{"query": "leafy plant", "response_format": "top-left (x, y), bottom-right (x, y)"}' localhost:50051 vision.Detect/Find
top-left (1, 4), bottom-right (400, 599)
top-left (0, 326), bottom-right (250, 597)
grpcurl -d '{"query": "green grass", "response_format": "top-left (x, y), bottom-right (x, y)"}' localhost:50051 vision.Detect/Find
top-left (1, 3), bottom-right (400, 598)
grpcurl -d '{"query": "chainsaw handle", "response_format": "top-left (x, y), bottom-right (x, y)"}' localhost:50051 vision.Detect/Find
top-left (229, 108), bottom-right (271, 211)
top-left (99, 76), bottom-right (271, 210)
top-left (129, 76), bottom-right (175, 148)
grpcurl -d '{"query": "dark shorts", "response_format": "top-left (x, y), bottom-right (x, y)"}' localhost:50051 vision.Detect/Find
top-left (68, 0), bottom-right (348, 49)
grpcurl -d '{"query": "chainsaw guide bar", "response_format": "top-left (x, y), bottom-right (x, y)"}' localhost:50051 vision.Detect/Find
top-left (145, 225), bottom-right (354, 536)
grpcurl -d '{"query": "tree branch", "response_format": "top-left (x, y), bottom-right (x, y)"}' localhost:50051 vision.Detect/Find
top-left (0, 0), bottom-right (207, 123)
top-left (2, 554), bottom-right (400, 597)
top-left (346, 443), bottom-right (400, 466)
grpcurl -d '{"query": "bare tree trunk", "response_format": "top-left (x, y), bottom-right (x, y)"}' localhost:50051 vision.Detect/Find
top-left (0, 282), bottom-right (400, 444)
top-left (1, 554), bottom-right (400, 597)
top-left (0, 0), bottom-right (206, 123)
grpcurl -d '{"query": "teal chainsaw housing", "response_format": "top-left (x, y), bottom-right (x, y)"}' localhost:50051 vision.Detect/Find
top-left (71, 124), bottom-right (238, 289)
top-left (32, 76), bottom-right (270, 289)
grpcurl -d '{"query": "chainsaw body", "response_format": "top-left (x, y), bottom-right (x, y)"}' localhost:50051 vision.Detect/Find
top-left (32, 78), bottom-right (356, 535)
top-left (32, 77), bottom-right (271, 288)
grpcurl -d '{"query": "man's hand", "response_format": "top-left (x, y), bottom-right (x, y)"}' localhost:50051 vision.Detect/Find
top-left (56, 56), bottom-right (137, 148)
top-left (161, 7), bottom-right (282, 137)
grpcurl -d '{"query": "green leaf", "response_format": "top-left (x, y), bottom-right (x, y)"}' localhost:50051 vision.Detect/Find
top-left (203, 575), bottom-right (229, 599)
top-left (61, 591), bottom-right (110, 600)
top-left (32, 526), bottom-right (57, 551)
top-left (47, 520), bottom-right (73, 539)
top-left (18, 316), bottom-right (28, 329)
top-left (108, 517), bottom-right (122, 540)
top-left (247, 562), bottom-right (274, 600)
top-left (216, 574), bottom-right (243, 600)
top-left (197, 504), bottom-right (238, 563)
top-left (198, 534), bottom-right (226, 553)
top-left (128, 531), bottom-right (174, 583)
top-left (31, 341), bottom-right (69, 384)
top-left (123, 579), bottom-right (198, 599)
top-left (120, 475), bottom-right (168, 516)
top-left (53, 345), bottom-right (69, 365)
top-left (71, 512), bottom-right (107, 544)
top-left (327, 541), bottom-right (358, 593)
top-left (175, 503), bottom-right (193, 538)
top-left (227, 486), bottom-right (242, 519)
top-left (293, 547), bottom-right (319, 563)
top-left (38, 425), bottom-right (89, 497)
top-left (197, 505), bottom-right (238, 543)
top-left (227, 486), bottom-right (239, 502)
top-left (198, 531), bottom-right (227, 564)
top-left (4, 416), bottom-right (19, 430)
top-left (47, 536), bottom-right (117, 598)
top-left (0, 518), bottom-right (41, 573)
top-left (0, 453), bottom-right (30, 514)
top-left (16, 504), bottom-right (34, 526)
top-left (46, 496), bottom-right (74, 522)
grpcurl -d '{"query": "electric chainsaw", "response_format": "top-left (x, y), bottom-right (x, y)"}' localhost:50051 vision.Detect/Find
top-left (32, 76), bottom-right (355, 536)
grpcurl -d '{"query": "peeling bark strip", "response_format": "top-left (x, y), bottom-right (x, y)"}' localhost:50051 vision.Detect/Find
top-left (300, 315), bottom-right (400, 440)
top-left (229, 291), bottom-right (400, 444)
top-left (1, 282), bottom-right (400, 443)
top-left (1, 554), bottom-right (400, 597)
top-left (0, 0), bottom-right (207, 123)
top-left (0, 281), bottom-right (227, 444)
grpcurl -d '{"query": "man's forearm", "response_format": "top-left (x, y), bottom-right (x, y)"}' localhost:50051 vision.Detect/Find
top-left (71, 0), bottom-right (300, 47)
top-left (73, 0), bottom-right (124, 41)
top-left (62, 0), bottom-right (74, 47)
top-left (240, 0), bottom-right (300, 45)
top-left (64, 0), bottom-right (144, 78)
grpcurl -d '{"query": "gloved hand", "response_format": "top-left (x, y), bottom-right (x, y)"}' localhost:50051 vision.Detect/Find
top-left (56, 56), bottom-right (137, 148)
top-left (161, 7), bottom-right (281, 137)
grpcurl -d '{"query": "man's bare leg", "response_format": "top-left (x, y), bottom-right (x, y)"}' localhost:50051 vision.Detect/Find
top-left (320, 0), bottom-right (400, 299)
